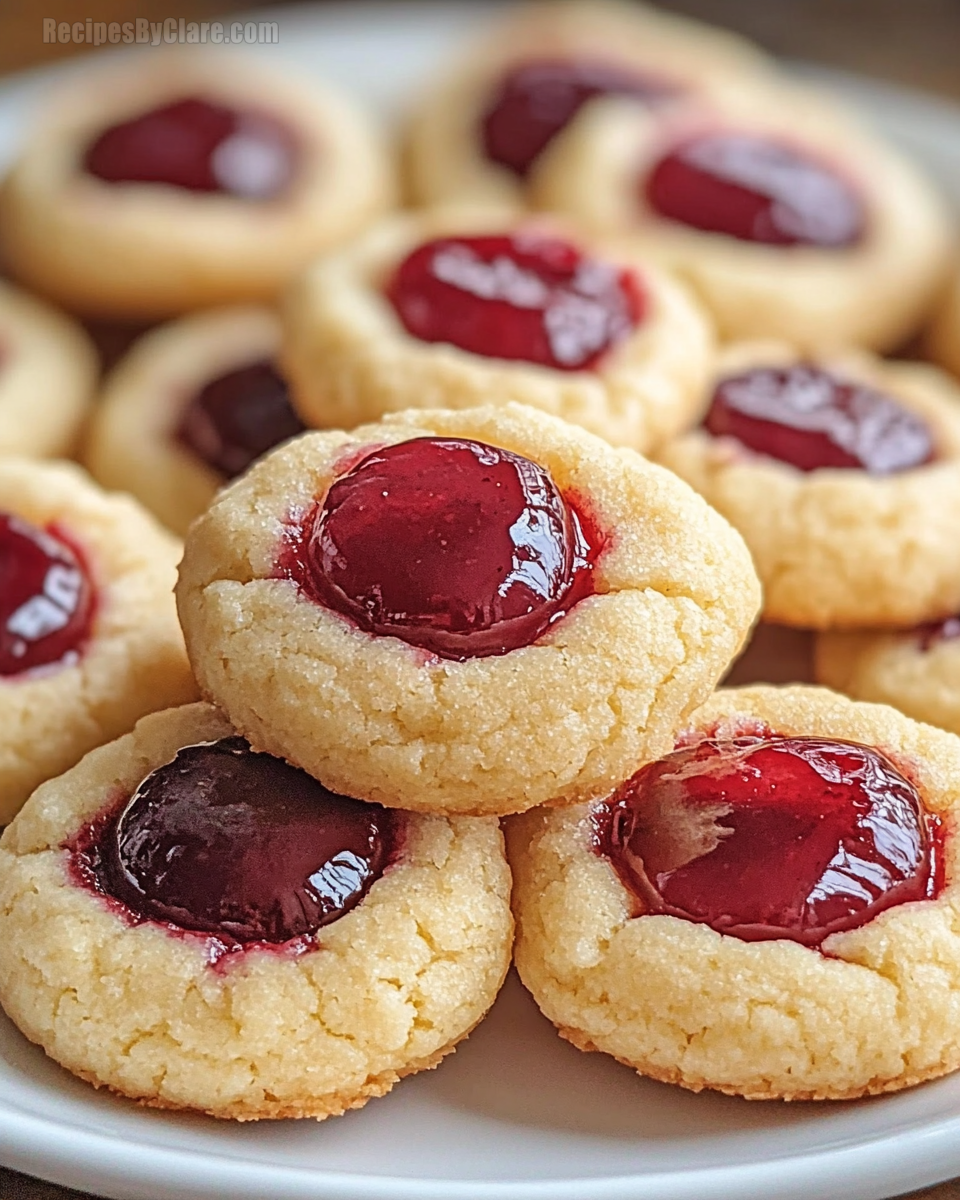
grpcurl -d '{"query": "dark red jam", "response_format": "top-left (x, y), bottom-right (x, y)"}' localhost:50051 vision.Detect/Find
top-left (0, 515), bottom-right (94, 677)
top-left (174, 360), bottom-right (305, 480)
top-left (72, 737), bottom-right (396, 948)
top-left (703, 364), bottom-right (935, 474)
top-left (280, 436), bottom-right (600, 661)
top-left (594, 735), bottom-right (942, 947)
top-left (644, 131), bottom-right (866, 247)
top-left (481, 57), bottom-right (678, 178)
top-left (917, 616), bottom-right (960, 652)
top-left (83, 96), bottom-right (298, 199)
top-left (385, 233), bottom-right (645, 372)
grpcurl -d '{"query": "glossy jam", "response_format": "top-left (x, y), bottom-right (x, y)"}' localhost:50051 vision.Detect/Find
top-left (281, 436), bottom-right (600, 660)
top-left (703, 364), bottom-right (935, 474)
top-left (84, 97), bottom-right (298, 199)
top-left (386, 233), bottom-right (644, 371)
top-left (76, 737), bottom-right (396, 946)
top-left (917, 616), bottom-right (960, 652)
top-left (645, 131), bottom-right (866, 247)
top-left (0, 515), bottom-right (94, 677)
top-left (481, 57), bottom-right (677, 178)
top-left (175, 360), bottom-right (305, 480)
top-left (594, 735), bottom-right (941, 946)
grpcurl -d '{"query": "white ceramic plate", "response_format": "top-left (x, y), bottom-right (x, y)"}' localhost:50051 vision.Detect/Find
top-left (4, 7), bottom-right (960, 1199)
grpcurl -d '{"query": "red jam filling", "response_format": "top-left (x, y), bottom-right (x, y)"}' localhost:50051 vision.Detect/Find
top-left (481, 57), bottom-right (678, 178)
top-left (644, 131), bottom-right (866, 247)
top-left (703, 364), bottom-right (935, 474)
top-left (83, 96), bottom-right (298, 199)
top-left (594, 735), bottom-right (942, 947)
top-left (279, 436), bottom-right (600, 661)
top-left (0, 514), bottom-right (94, 677)
top-left (72, 737), bottom-right (397, 947)
top-left (917, 616), bottom-right (960, 652)
top-left (385, 233), bottom-right (645, 372)
top-left (174, 360), bottom-right (305, 480)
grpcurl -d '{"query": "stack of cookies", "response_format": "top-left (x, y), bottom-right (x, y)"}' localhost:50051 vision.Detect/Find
top-left (2, 0), bottom-right (960, 1122)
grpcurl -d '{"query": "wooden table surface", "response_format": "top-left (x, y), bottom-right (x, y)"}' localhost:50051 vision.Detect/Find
top-left (3, 2), bottom-right (960, 1198)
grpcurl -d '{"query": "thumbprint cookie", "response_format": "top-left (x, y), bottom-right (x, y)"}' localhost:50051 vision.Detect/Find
top-left (404, 0), bottom-right (775, 208)
top-left (508, 684), bottom-right (960, 1100)
top-left (0, 702), bottom-right (512, 1119)
top-left (0, 279), bottom-right (97, 460)
top-left (85, 306), bottom-right (303, 536)
top-left (175, 403), bottom-right (760, 817)
top-left (0, 51), bottom-right (395, 319)
top-left (656, 342), bottom-right (960, 629)
top-left (533, 83), bottom-right (953, 350)
top-left (0, 459), bottom-right (197, 825)
top-left (283, 209), bottom-right (714, 455)
top-left (816, 619), bottom-right (960, 738)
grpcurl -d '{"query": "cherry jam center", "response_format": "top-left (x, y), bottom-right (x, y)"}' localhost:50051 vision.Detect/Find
top-left (385, 233), bottom-right (645, 372)
top-left (595, 735), bottom-right (941, 946)
top-left (281, 436), bottom-right (600, 661)
top-left (84, 96), bottom-right (298, 199)
top-left (645, 131), bottom-right (866, 247)
top-left (704, 364), bottom-right (935, 474)
top-left (77, 737), bottom-right (395, 945)
top-left (481, 57), bottom-right (678, 178)
top-left (0, 514), bottom-right (95, 677)
top-left (175, 360), bottom-right (305, 480)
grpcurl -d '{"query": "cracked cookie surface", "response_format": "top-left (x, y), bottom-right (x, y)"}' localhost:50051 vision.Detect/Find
top-left (0, 702), bottom-right (513, 1120)
top-left (507, 684), bottom-right (960, 1100)
top-left (175, 402), bottom-right (760, 816)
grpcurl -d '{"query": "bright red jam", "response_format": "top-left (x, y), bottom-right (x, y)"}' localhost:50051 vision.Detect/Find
top-left (0, 514), bottom-right (95, 677)
top-left (481, 57), bottom-right (677, 178)
top-left (83, 97), bottom-right (298, 199)
top-left (594, 734), bottom-right (942, 946)
top-left (644, 131), bottom-right (866, 247)
top-left (279, 436), bottom-right (601, 661)
top-left (72, 737), bottom-right (397, 948)
top-left (385, 233), bottom-right (645, 372)
top-left (175, 360), bottom-right (305, 480)
top-left (703, 364), bottom-right (935, 474)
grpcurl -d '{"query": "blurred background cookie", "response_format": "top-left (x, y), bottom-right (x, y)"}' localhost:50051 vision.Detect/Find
top-left (85, 306), bottom-right (303, 535)
top-left (0, 50), bottom-right (396, 318)
top-left (0, 278), bottom-right (97, 459)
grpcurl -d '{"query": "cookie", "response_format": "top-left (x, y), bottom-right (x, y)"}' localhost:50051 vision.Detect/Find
top-left (508, 683), bottom-right (960, 1101)
top-left (532, 79), bottom-right (953, 350)
top-left (0, 459), bottom-right (198, 825)
top-left (84, 306), bottom-right (303, 536)
top-left (404, 0), bottom-right (775, 208)
top-left (816, 619), bottom-right (960, 736)
top-left (0, 51), bottom-right (395, 319)
top-left (0, 278), bottom-right (98, 459)
top-left (0, 702), bottom-right (512, 1120)
top-left (656, 341), bottom-right (960, 629)
top-left (175, 402), bottom-right (760, 817)
top-left (283, 208), bottom-right (714, 454)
